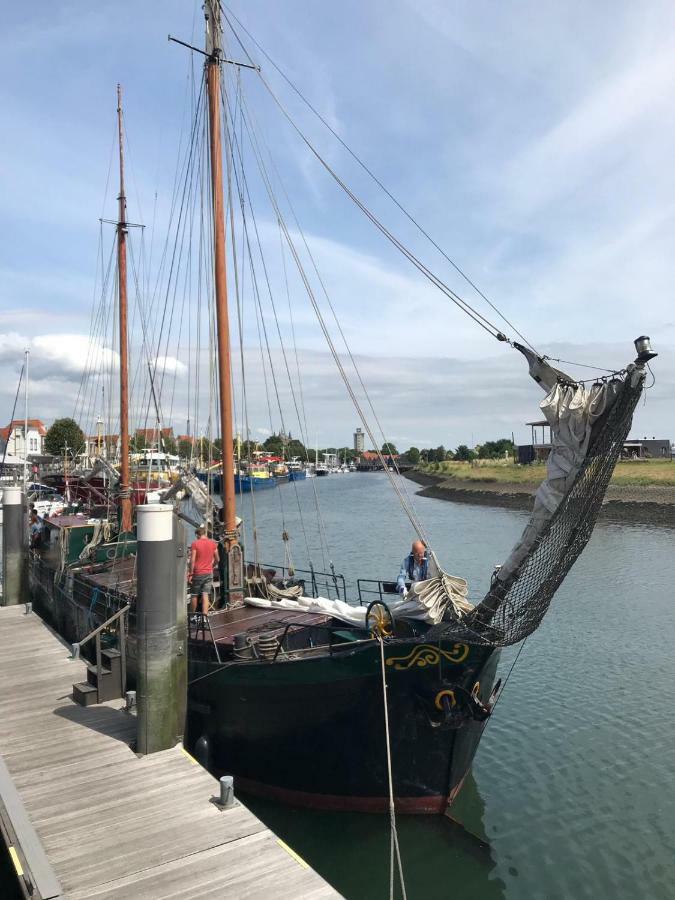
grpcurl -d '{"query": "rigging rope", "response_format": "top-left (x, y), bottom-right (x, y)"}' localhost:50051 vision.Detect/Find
top-left (220, 4), bottom-right (533, 352)
top-left (378, 636), bottom-right (408, 900)
top-left (222, 69), bottom-right (332, 568)
top-left (237, 87), bottom-right (429, 541)
top-left (228, 83), bottom-right (428, 541)
top-left (1, 361), bottom-right (25, 470)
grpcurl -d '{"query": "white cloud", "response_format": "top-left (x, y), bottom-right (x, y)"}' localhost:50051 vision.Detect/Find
top-left (153, 356), bottom-right (187, 376)
top-left (1, 0), bottom-right (674, 452)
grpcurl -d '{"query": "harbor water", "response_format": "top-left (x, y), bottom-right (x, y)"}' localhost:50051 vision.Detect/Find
top-left (234, 472), bottom-right (675, 899)
top-left (1, 473), bottom-right (672, 898)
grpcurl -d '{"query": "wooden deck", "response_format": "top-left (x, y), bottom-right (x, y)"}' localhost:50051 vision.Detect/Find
top-left (195, 605), bottom-right (333, 648)
top-left (0, 605), bottom-right (341, 899)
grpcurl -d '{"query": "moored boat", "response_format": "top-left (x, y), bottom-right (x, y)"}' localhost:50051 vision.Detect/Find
top-left (27, 0), bottom-right (655, 825)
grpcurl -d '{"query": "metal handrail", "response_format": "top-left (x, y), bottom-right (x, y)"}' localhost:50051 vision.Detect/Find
top-left (71, 603), bottom-right (129, 698)
top-left (356, 578), bottom-right (401, 606)
top-left (253, 562), bottom-right (347, 601)
top-left (74, 603), bottom-right (129, 651)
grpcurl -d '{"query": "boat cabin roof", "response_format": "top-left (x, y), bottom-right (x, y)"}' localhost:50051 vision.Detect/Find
top-left (44, 515), bottom-right (94, 529)
top-left (192, 605), bottom-right (333, 648)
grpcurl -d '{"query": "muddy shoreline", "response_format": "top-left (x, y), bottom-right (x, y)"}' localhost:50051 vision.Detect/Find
top-left (404, 471), bottom-right (675, 527)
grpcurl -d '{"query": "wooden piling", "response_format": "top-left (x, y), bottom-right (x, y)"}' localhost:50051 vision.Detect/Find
top-left (2, 487), bottom-right (27, 607)
top-left (136, 504), bottom-right (186, 755)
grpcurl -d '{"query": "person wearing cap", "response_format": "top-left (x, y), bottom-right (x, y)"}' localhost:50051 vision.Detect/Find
top-left (189, 525), bottom-right (220, 616)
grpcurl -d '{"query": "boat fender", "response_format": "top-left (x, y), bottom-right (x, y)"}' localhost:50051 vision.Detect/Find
top-left (194, 734), bottom-right (211, 769)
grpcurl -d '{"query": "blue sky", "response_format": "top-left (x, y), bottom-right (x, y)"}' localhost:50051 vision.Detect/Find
top-left (0, 0), bottom-right (673, 450)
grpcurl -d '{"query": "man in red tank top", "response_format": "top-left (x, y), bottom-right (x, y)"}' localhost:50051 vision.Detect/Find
top-left (189, 525), bottom-right (220, 616)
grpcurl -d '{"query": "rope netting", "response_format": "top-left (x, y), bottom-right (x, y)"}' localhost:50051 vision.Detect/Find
top-left (429, 367), bottom-right (645, 647)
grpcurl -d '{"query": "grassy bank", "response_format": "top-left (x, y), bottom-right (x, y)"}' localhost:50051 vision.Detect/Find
top-left (418, 458), bottom-right (675, 487)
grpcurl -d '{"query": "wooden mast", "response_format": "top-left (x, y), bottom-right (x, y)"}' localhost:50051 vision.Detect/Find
top-left (116, 84), bottom-right (132, 533)
top-left (204, 1), bottom-right (237, 542)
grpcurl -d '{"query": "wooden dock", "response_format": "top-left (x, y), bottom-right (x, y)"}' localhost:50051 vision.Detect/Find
top-left (0, 605), bottom-right (340, 899)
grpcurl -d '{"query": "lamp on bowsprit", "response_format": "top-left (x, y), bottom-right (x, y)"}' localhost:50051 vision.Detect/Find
top-left (634, 335), bottom-right (658, 363)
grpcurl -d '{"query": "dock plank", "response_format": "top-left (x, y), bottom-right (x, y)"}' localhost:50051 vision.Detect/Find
top-left (0, 605), bottom-right (341, 899)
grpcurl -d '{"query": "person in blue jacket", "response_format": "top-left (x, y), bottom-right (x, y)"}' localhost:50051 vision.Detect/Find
top-left (396, 540), bottom-right (436, 594)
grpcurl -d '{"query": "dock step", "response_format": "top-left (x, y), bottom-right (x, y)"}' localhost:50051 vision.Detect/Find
top-left (72, 682), bottom-right (99, 707)
top-left (86, 664), bottom-right (112, 686)
top-left (101, 648), bottom-right (122, 680)
top-left (75, 647), bottom-right (125, 706)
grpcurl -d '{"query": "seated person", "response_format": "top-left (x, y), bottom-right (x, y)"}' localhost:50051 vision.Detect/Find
top-left (396, 540), bottom-right (437, 595)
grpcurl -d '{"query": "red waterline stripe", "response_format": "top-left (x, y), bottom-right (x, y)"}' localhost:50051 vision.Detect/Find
top-left (235, 777), bottom-right (451, 815)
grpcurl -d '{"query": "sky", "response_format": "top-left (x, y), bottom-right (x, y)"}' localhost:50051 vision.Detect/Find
top-left (0, 0), bottom-right (673, 451)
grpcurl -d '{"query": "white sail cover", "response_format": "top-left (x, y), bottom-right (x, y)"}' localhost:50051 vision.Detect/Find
top-left (495, 348), bottom-right (624, 584)
top-left (244, 571), bottom-right (471, 626)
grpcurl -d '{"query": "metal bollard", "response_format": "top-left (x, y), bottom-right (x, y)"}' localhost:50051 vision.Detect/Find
top-left (219, 775), bottom-right (235, 809)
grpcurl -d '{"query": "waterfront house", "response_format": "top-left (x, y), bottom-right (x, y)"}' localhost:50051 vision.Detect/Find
top-left (86, 433), bottom-right (120, 462)
top-left (135, 426), bottom-right (174, 450)
top-left (0, 418), bottom-right (46, 460)
top-left (357, 450), bottom-right (401, 471)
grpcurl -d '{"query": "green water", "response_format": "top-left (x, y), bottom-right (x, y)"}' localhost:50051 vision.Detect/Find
top-left (236, 473), bottom-right (675, 899)
top-left (2, 474), bottom-right (671, 898)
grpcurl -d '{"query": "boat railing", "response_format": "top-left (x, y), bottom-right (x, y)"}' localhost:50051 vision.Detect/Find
top-left (250, 562), bottom-right (346, 601)
top-left (188, 613), bottom-right (223, 664)
top-left (268, 622), bottom-right (376, 662)
top-left (71, 603), bottom-right (130, 699)
top-left (356, 578), bottom-right (402, 607)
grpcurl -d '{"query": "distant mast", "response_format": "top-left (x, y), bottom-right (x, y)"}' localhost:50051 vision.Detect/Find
top-left (116, 85), bottom-right (132, 533)
top-left (23, 348), bottom-right (29, 491)
top-left (204, 1), bottom-right (237, 540)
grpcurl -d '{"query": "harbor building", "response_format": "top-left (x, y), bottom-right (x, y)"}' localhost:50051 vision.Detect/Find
top-left (622, 437), bottom-right (672, 459)
top-left (135, 425), bottom-right (174, 449)
top-left (516, 419), bottom-right (552, 464)
top-left (0, 418), bottom-right (46, 458)
top-left (353, 427), bottom-right (365, 452)
top-left (518, 422), bottom-right (673, 464)
top-left (86, 432), bottom-right (120, 461)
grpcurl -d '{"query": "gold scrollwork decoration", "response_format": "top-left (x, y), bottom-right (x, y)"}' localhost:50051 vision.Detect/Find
top-left (385, 642), bottom-right (469, 670)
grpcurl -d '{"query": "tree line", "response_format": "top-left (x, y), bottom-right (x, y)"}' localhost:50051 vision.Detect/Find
top-left (403, 438), bottom-right (514, 464)
top-left (43, 420), bottom-right (514, 466)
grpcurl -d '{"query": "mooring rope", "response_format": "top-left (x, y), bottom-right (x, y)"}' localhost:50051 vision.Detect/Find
top-left (378, 635), bottom-right (408, 900)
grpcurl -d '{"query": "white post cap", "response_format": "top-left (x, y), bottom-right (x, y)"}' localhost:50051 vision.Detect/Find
top-left (136, 503), bottom-right (173, 542)
top-left (3, 487), bottom-right (23, 506)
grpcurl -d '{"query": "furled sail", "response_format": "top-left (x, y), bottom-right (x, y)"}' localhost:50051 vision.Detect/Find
top-left (490, 346), bottom-right (623, 584)
top-left (429, 345), bottom-right (646, 647)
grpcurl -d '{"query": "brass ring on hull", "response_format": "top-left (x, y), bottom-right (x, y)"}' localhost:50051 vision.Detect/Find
top-left (434, 689), bottom-right (457, 710)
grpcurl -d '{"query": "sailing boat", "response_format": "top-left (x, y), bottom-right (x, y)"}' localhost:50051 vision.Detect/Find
top-left (178, 3), bottom-right (651, 812)
top-left (29, 1), bottom-right (654, 817)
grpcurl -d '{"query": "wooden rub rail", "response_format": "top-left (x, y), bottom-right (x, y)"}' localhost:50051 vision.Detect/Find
top-left (0, 605), bottom-right (341, 899)
top-left (0, 756), bottom-right (63, 899)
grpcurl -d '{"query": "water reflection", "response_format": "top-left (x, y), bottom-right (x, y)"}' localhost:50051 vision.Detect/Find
top-left (238, 772), bottom-right (505, 900)
top-left (221, 473), bottom-right (675, 899)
